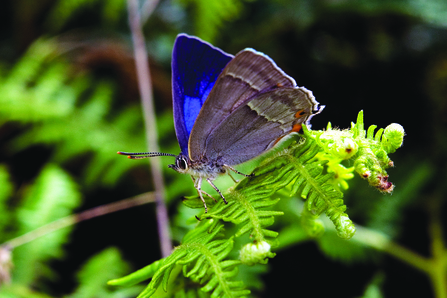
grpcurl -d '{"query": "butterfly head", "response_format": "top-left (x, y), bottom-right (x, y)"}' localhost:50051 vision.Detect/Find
top-left (168, 153), bottom-right (191, 174)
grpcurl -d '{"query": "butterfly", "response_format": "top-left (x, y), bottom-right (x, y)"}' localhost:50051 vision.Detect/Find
top-left (118, 33), bottom-right (323, 212)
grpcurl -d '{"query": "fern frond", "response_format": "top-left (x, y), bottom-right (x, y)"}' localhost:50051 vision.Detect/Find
top-left (45, 0), bottom-right (125, 31)
top-left (196, 189), bottom-right (283, 244)
top-left (13, 164), bottom-right (82, 284)
top-left (68, 248), bottom-right (143, 298)
top-left (112, 220), bottom-right (250, 298)
top-left (351, 111), bottom-right (405, 193)
top-left (180, 0), bottom-right (245, 42)
top-left (108, 259), bottom-right (166, 287)
top-left (262, 134), bottom-right (355, 240)
top-left (0, 39), bottom-right (174, 187)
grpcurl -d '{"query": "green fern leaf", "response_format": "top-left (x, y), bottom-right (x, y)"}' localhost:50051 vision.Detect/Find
top-left (195, 190), bottom-right (283, 245)
top-left (179, 0), bottom-right (245, 42)
top-left (257, 134), bottom-right (355, 240)
top-left (45, 0), bottom-right (125, 31)
top-left (68, 248), bottom-right (143, 298)
top-left (0, 39), bottom-right (169, 187)
top-left (13, 164), bottom-right (82, 284)
top-left (113, 220), bottom-right (250, 298)
top-left (351, 111), bottom-right (405, 193)
top-left (108, 259), bottom-right (166, 287)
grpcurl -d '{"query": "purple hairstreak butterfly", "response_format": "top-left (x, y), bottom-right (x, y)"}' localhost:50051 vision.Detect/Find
top-left (118, 33), bottom-right (323, 212)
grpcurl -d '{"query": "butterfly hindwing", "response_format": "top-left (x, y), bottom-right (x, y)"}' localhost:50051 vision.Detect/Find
top-left (204, 86), bottom-right (320, 165)
top-left (172, 34), bottom-right (233, 156)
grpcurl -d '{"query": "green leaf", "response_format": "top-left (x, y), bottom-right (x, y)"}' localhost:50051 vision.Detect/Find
top-left (108, 259), bottom-right (166, 287)
top-left (12, 164), bottom-right (82, 284)
top-left (0, 39), bottom-right (161, 188)
top-left (122, 220), bottom-right (250, 298)
top-left (177, 0), bottom-right (245, 42)
top-left (68, 247), bottom-right (143, 298)
top-left (45, 0), bottom-right (125, 32)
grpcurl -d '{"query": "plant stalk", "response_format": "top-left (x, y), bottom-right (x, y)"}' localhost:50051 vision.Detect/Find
top-left (127, 0), bottom-right (172, 257)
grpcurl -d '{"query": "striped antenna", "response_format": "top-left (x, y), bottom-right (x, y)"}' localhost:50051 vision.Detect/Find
top-left (117, 151), bottom-right (176, 159)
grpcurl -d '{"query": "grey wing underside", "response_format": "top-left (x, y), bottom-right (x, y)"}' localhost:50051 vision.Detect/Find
top-left (188, 49), bottom-right (296, 161)
top-left (188, 48), bottom-right (322, 165)
top-left (204, 87), bottom-right (318, 165)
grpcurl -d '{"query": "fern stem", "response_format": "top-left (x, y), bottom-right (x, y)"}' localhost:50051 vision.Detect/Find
top-left (353, 225), bottom-right (432, 273)
top-left (234, 191), bottom-right (265, 243)
top-left (3, 192), bottom-right (155, 249)
top-left (185, 242), bottom-right (235, 296)
top-left (127, 0), bottom-right (172, 257)
top-left (354, 199), bottom-right (447, 298)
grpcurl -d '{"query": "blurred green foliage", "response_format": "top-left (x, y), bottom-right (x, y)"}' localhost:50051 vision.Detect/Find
top-left (0, 0), bottom-right (446, 297)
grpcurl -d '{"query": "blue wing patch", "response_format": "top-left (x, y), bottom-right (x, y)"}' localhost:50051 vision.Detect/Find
top-left (172, 34), bottom-right (233, 156)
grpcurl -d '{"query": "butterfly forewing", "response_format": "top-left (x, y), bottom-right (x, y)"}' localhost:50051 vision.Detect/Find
top-left (172, 34), bottom-right (233, 156)
top-left (188, 49), bottom-right (298, 161)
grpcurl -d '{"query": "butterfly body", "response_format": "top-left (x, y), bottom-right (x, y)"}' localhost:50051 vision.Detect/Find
top-left (119, 34), bottom-right (323, 212)
top-left (169, 153), bottom-right (225, 180)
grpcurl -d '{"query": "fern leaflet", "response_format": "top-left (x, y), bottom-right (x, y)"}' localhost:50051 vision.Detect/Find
top-left (112, 220), bottom-right (250, 298)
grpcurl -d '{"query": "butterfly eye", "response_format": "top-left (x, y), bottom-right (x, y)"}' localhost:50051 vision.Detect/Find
top-left (177, 156), bottom-right (189, 170)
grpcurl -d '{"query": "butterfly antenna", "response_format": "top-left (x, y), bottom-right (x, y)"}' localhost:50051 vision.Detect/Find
top-left (117, 151), bottom-right (176, 159)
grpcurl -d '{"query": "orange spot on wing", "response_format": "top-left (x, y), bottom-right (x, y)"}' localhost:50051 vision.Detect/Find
top-left (273, 124), bottom-right (303, 146)
top-left (294, 109), bottom-right (305, 118)
top-left (292, 124), bottom-right (302, 132)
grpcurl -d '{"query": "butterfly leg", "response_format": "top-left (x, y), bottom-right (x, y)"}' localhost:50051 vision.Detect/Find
top-left (197, 191), bottom-right (208, 213)
top-left (192, 177), bottom-right (208, 213)
top-left (191, 176), bottom-right (217, 202)
top-left (227, 171), bottom-right (239, 183)
top-left (224, 165), bottom-right (255, 178)
top-left (206, 178), bottom-right (228, 205)
top-left (192, 176), bottom-right (218, 213)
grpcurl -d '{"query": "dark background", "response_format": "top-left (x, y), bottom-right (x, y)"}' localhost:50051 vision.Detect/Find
top-left (0, 0), bottom-right (446, 297)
